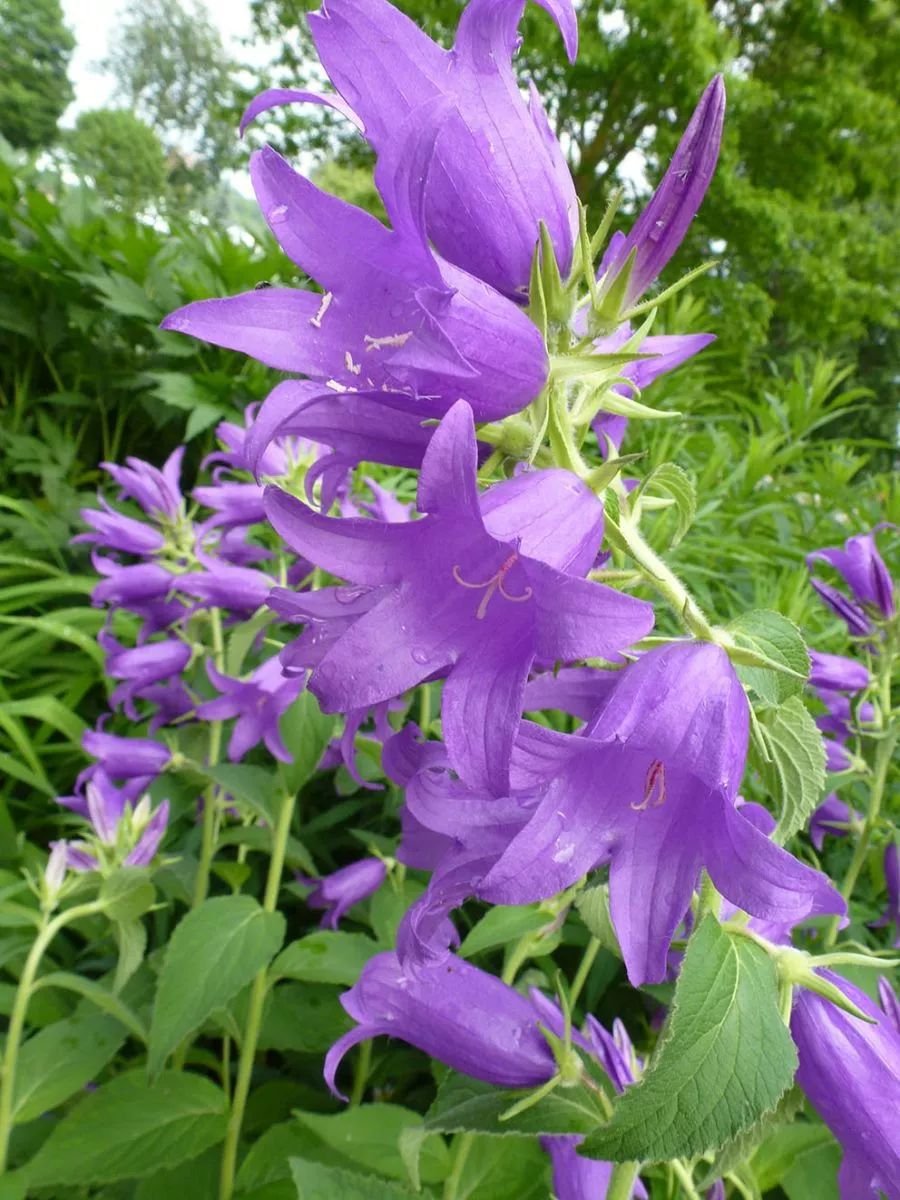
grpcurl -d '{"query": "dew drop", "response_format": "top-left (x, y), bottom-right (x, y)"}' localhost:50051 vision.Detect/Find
top-left (335, 585), bottom-right (364, 605)
top-left (268, 204), bottom-right (288, 224)
top-left (411, 648), bottom-right (432, 666)
top-left (552, 842), bottom-right (575, 865)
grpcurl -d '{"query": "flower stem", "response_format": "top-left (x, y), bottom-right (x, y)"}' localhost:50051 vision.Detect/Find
top-left (0, 901), bottom-right (105, 1174)
top-left (349, 1038), bottom-right (372, 1108)
top-left (192, 609), bottom-right (225, 909)
top-left (670, 1158), bottom-right (702, 1200)
top-left (218, 790), bottom-right (296, 1200)
top-left (443, 1132), bottom-right (475, 1200)
top-left (569, 936), bottom-right (601, 1009)
top-left (606, 1160), bottom-right (641, 1200)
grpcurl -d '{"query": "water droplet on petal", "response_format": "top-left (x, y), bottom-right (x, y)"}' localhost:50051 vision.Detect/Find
top-left (335, 586), bottom-right (365, 605)
top-left (552, 841), bottom-right (575, 865)
top-left (268, 205), bottom-right (288, 224)
top-left (411, 648), bottom-right (432, 666)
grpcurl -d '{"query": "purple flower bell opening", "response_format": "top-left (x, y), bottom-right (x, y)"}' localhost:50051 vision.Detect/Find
top-left (809, 649), bottom-right (870, 695)
top-left (264, 401), bottom-right (654, 795)
top-left (299, 857), bottom-right (387, 929)
top-left (480, 642), bottom-right (844, 983)
top-left (324, 950), bottom-right (557, 1099)
top-left (791, 972), bottom-right (900, 1200)
top-left (807, 527), bottom-right (896, 634)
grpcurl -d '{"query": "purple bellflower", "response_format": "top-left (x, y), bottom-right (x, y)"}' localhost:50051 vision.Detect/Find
top-left (791, 972), bottom-right (900, 1200)
top-left (195, 657), bottom-right (305, 763)
top-left (298, 857), bottom-right (387, 929)
top-left (871, 841), bottom-right (899, 948)
top-left (264, 401), bottom-right (654, 795)
top-left (101, 447), bottom-right (185, 521)
top-left (479, 642), bottom-right (844, 984)
top-left (810, 794), bottom-right (859, 852)
top-left (75, 500), bottom-right (165, 557)
top-left (101, 632), bottom-right (192, 721)
top-left (809, 649), bottom-right (870, 694)
top-left (598, 76), bottom-right (725, 313)
top-left (249, 0), bottom-right (579, 298)
top-left (81, 728), bottom-right (172, 783)
top-left (807, 527), bottom-right (895, 635)
top-left (162, 122), bottom-right (549, 425)
top-left (325, 950), bottom-right (557, 1100)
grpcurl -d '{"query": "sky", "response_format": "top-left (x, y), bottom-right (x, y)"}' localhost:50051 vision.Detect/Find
top-left (60, 0), bottom-right (259, 126)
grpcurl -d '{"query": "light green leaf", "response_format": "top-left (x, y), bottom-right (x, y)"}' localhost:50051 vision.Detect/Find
top-left (148, 895), bottom-right (285, 1075)
top-left (113, 917), bottom-right (148, 993)
top-left (203, 762), bottom-right (278, 824)
top-left (424, 1073), bottom-right (607, 1139)
top-left (20, 1070), bottom-right (227, 1188)
top-left (751, 697), bottom-right (827, 843)
top-left (271, 931), bottom-right (378, 986)
top-left (459, 905), bottom-right (547, 960)
top-left (580, 917), bottom-right (797, 1163)
top-left (32, 972), bottom-right (149, 1044)
top-left (450, 1135), bottom-right (550, 1200)
top-left (100, 868), bottom-right (156, 923)
top-left (728, 610), bottom-right (809, 705)
top-left (279, 691), bottom-right (335, 794)
top-left (632, 462), bottom-right (697, 547)
top-left (13, 1011), bottom-right (126, 1124)
top-left (751, 1121), bottom-right (838, 1196)
top-left (295, 1105), bottom-right (450, 1185)
top-left (290, 1159), bottom-right (420, 1199)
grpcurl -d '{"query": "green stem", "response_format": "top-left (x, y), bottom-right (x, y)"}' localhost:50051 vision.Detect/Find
top-left (569, 936), bottom-right (601, 1009)
top-left (670, 1159), bottom-right (702, 1200)
top-left (192, 610), bottom-right (225, 909)
top-left (349, 1038), bottom-right (372, 1108)
top-left (607, 1160), bottom-right (641, 1200)
top-left (0, 901), bottom-right (105, 1174)
top-left (613, 513), bottom-right (715, 641)
top-left (218, 790), bottom-right (296, 1200)
top-left (443, 1132), bottom-right (475, 1200)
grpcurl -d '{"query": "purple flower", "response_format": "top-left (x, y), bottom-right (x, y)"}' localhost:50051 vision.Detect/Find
top-left (249, 0), bottom-right (579, 297)
top-left (809, 794), bottom-right (859, 851)
top-left (479, 642), bottom-right (844, 984)
top-left (162, 129), bottom-right (549, 425)
top-left (101, 447), bottom-right (185, 520)
top-left (91, 557), bottom-right (175, 610)
top-left (299, 857), bottom-right (387, 929)
top-left (809, 649), bottom-right (870, 694)
top-left (178, 560), bottom-right (275, 614)
top-left (264, 401), bottom-right (653, 794)
top-left (124, 798), bottom-right (170, 867)
top-left (598, 77), bottom-right (725, 312)
top-left (75, 499), bottom-right (165, 556)
top-left (195, 657), bottom-right (304, 763)
top-left (81, 729), bottom-right (172, 782)
top-left (324, 951), bottom-right (556, 1100)
top-left (101, 634), bottom-right (192, 720)
top-left (194, 480), bottom-right (267, 534)
top-left (871, 841), bottom-right (899, 948)
top-left (791, 972), bottom-right (900, 1200)
top-left (807, 528), bottom-right (895, 626)
top-left (541, 1137), bottom-right (646, 1200)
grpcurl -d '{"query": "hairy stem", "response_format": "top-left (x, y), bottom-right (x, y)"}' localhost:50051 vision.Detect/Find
top-left (606, 1160), bottom-right (641, 1200)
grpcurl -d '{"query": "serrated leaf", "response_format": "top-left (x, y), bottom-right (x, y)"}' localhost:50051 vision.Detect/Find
top-left (701, 1085), bottom-right (804, 1185)
top-left (633, 462), bottom-right (697, 547)
top-left (290, 1159), bottom-right (420, 1199)
top-left (32, 972), bottom-right (148, 1044)
top-left (424, 1073), bottom-right (607, 1139)
top-left (579, 917), bottom-right (797, 1163)
top-left (271, 931), bottom-right (378, 986)
top-left (294, 1105), bottom-right (449, 1185)
top-left (20, 1070), bottom-right (227, 1188)
top-left (13, 1011), bottom-right (126, 1124)
top-left (751, 697), bottom-right (827, 843)
top-left (728, 610), bottom-right (809, 705)
top-left (148, 895), bottom-right (285, 1075)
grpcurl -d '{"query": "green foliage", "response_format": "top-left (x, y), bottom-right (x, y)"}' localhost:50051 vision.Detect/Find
top-left (751, 698), bottom-right (828, 844)
top-left (68, 109), bottom-right (168, 213)
top-left (0, 0), bottom-right (74, 152)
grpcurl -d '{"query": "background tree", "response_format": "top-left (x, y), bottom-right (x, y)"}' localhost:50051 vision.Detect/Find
top-left (68, 109), bottom-right (168, 213)
top-left (102, 0), bottom-right (239, 197)
top-left (0, 0), bottom-right (75, 152)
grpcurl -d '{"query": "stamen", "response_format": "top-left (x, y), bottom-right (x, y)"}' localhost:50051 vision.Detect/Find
top-left (364, 331), bottom-right (413, 351)
top-left (309, 291), bottom-right (333, 328)
top-left (344, 351), bottom-right (362, 375)
top-left (631, 759), bottom-right (666, 811)
top-left (451, 554), bottom-right (533, 620)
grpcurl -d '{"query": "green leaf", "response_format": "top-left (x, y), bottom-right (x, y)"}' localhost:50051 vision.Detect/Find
top-left (574, 883), bottom-right (620, 954)
top-left (32, 972), bottom-right (149, 1044)
top-left (295, 1105), bottom-right (449, 1185)
top-left (271, 931), bottom-right (378, 986)
top-left (290, 1159), bottom-right (420, 1200)
top-left (701, 1085), bottom-right (804, 1185)
top-left (279, 691), bottom-right (336, 794)
top-left (100, 868), bottom-right (156, 923)
top-left (424, 1073), bottom-right (607, 1139)
top-left (450, 1135), bottom-right (550, 1200)
top-left (148, 895), bottom-right (285, 1075)
top-left (252, 983), bottom-right (350, 1055)
top-left (580, 917), bottom-right (798, 1163)
top-left (113, 917), bottom-right (148, 993)
top-left (728, 610), bottom-right (809, 705)
top-left (632, 462), bottom-right (697, 547)
top-left (13, 1011), bottom-right (126, 1124)
top-left (459, 905), bottom-right (547, 959)
top-left (751, 697), bottom-right (827, 843)
top-left (20, 1070), bottom-right (227, 1188)
top-left (203, 762), bottom-right (278, 824)
top-left (751, 1121), bottom-right (838, 1195)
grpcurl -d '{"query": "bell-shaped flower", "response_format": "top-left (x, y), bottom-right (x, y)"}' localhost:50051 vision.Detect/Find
top-left (101, 447), bottom-right (185, 521)
top-left (809, 649), bottom-right (870, 694)
top-left (807, 527), bottom-right (895, 634)
top-left (298, 857), bottom-right (387, 929)
top-left (270, 0), bottom-right (580, 297)
top-left (810, 794), bottom-right (859, 851)
top-left (264, 401), bottom-right (653, 794)
top-left (479, 642), bottom-right (844, 983)
top-left (75, 499), bottom-right (165, 557)
top-left (101, 632), bottom-right (192, 721)
top-left (598, 76), bottom-right (724, 313)
top-left (81, 728), bottom-right (172, 783)
top-left (195, 656), bottom-right (304, 763)
top-left (871, 841), bottom-right (899, 949)
top-left (791, 971), bottom-right (900, 1200)
top-left (324, 951), bottom-right (557, 1100)
top-left (162, 120), bottom-right (549, 425)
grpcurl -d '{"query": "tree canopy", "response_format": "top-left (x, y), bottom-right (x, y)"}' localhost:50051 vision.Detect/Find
top-left (68, 109), bottom-right (169, 213)
top-left (0, 0), bottom-right (75, 152)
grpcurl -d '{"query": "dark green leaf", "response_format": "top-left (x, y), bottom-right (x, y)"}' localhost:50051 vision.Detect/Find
top-left (751, 697), bottom-right (827, 843)
top-left (13, 1011), bottom-right (126, 1124)
top-left (424, 1073), bottom-right (607, 1139)
top-left (295, 1105), bottom-right (449, 1184)
top-left (290, 1159), bottom-right (420, 1200)
top-left (271, 931), bottom-right (378, 986)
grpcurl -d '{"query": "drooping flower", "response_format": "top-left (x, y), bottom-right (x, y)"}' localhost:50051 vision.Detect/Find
top-left (264, 401), bottom-right (653, 794)
top-left (479, 642), bottom-right (844, 983)
top-left (871, 841), bottom-right (900, 949)
top-left (81, 728), bottom-right (172, 783)
top-left (101, 447), bottom-right (185, 521)
top-left (100, 632), bottom-right (192, 721)
top-left (791, 972), bottom-right (900, 1200)
top-left (597, 76), bottom-right (725, 314)
top-left (807, 527), bottom-right (895, 634)
top-left (299, 857), bottom-right (387, 929)
top-left (809, 793), bottom-right (859, 851)
top-left (162, 122), bottom-right (549, 425)
top-left (324, 951), bottom-right (557, 1099)
top-left (809, 649), bottom-right (870, 694)
top-left (195, 657), bottom-right (305, 763)
top-left (248, 0), bottom-right (579, 297)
